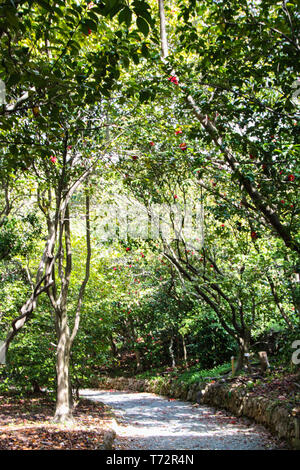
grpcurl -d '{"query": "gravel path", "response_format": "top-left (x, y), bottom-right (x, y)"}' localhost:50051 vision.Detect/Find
top-left (80, 389), bottom-right (286, 450)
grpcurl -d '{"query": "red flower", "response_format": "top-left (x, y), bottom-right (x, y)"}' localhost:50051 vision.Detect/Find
top-left (175, 128), bottom-right (182, 135)
top-left (288, 174), bottom-right (295, 181)
top-left (149, 141), bottom-right (155, 146)
top-left (50, 155), bottom-right (57, 164)
top-left (132, 155), bottom-right (138, 160)
top-left (179, 142), bottom-right (187, 151)
top-left (249, 154), bottom-right (255, 159)
top-left (126, 247), bottom-right (131, 251)
top-left (251, 231), bottom-right (257, 239)
top-left (168, 75), bottom-right (179, 85)
top-left (67, 145), bottom-right (72, 150)
top-left (88, 28), bottom-right (92, 35)
top-left (281, 200), bottom-right (285, 204)
top-left (173, 194), bottom-right (178, 199)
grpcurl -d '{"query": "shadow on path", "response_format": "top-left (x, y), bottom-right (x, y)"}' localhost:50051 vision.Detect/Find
top-left (80, 389), bottom-right (285, 450)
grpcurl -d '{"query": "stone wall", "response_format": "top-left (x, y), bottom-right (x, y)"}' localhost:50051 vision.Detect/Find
top-left (95, 376), bottom-right (299, 449)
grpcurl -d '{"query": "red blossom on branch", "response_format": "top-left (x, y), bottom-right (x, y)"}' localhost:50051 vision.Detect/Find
top-left (168, 75), bottom-right (179, 85)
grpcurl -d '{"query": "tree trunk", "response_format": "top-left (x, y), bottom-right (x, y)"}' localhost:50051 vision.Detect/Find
top-left (126, 315), bottom-right (142, 372)
top-left (267, 274), bottom-right (294, 328)
top-left (169, 336), bottom-right (176, 368)
top-left (31, 380), bottom-right (43, 395)
top-left (234, 331), bottom-right (251, 374)
top-left (110, 334), bottom-right (118, 358)
top-left (158, 0), bottom-right (168, 59)
top-left (1, 220), bottom-right (56, 357)
top-left (54, 310), bottom-right (72, 422)
top-left (135, 347), bottom-right (142, 372)
top-left (291, 270), bottom-right (300, 321)
top-left (182, 335), bottom-right (188, 366)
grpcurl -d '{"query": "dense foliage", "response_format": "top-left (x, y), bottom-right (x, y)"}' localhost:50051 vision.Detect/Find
top-left (0, 0), bottom-right (299, 417)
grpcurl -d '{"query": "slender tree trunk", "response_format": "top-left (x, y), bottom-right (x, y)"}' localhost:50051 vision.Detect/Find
top-left (135, 348), bottom-right (142, 372)
top-left (291, 270), bottom-right (300, 321)
top-left (158, 0), bottom-right (168, 59)
top-left (51, 194), bottom-right (90, 422)
top-left (126, 316), bottom-right (142, 372)
top-left (182, 334), bottom-right (188, 366)
top-left (31, 380), bottom-right (43, 395)
top-left (234, 330), bottom-right (251, 374)
top-left (267, 274), bottom-right (294, 328)
top-left (110, 334), bottom-right (117, 358)
top-left (54, 308), bottom-right (72, 422)
top-left (0, 220), bottom-right (56, 360)
top-left (169, 336), bottom-right (176, 368)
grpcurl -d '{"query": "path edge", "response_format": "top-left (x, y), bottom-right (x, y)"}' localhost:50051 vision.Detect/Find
top-left (94, 376), bottom-right (299, 449)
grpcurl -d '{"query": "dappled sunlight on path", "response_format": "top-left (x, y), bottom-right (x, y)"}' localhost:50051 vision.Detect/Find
top-left (80, 389), bottom-right (285, 450)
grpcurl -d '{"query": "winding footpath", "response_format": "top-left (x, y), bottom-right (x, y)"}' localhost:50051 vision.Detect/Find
top-left (80, 389), bottom-right (286, 450)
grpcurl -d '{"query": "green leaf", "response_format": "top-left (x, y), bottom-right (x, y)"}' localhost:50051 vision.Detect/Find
top-left (131, 53), bottom-right (139, 65)
top-left (136, 17), bottom-right (149, 37)
top-left (36, 0), bottom-right (54, 12)
top-left (84, 19), bottom-right (98, 32)
top-left (139, 89), bottom-right (151, 102)
top-left (118, 7), bottom-right (132, 28)
top-left (7, 73), bottom-right (20, 87)
top-left (141, 43), bottom-right (149, 58)
top-left (108, 2), bottom-right (124, 19)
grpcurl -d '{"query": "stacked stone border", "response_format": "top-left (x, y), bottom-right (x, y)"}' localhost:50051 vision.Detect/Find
top-left (95, 375), bottom-right (300, 449)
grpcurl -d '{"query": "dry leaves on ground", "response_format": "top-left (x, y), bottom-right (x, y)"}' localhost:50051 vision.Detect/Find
top-left (0, 394), bottom-right (114, 450)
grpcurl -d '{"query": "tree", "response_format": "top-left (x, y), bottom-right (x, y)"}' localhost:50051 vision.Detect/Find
top-left (0, 0), bottom-right (156, 419)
